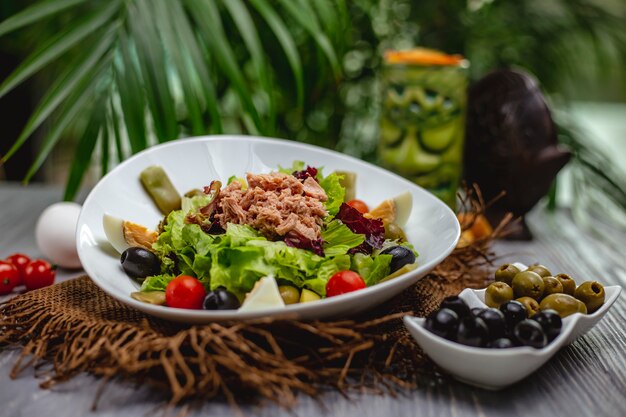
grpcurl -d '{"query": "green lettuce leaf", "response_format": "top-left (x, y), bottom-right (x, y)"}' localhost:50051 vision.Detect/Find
top-left (319, 172), bottom-right (345, 216)
top-left (321, 219), bottom-right (365, 256)
top-left (278, 160), bottom-right (305, 174)
top-left (141, 273), bottom-right (175, 292)
top-left (350, 253), bottom-right (393, 286)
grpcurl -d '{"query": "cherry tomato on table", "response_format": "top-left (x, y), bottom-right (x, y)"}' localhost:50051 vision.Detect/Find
top-left (0, 261), bottom-right (20, 295)
top-left (6, 253), bottom-right (31, 285)
top-left (165, 275), bottom-right (206, 309)
top-left (346, 199), bottom-right (369, 214)
top-left (23, 259), bottom-right (55, 291)
top-left (326, 270), bottom-right (366, 297)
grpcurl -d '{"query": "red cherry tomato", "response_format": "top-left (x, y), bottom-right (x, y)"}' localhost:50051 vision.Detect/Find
top-left (23, 259), bottom-right (55, 291)
top-left (346, 199), bottom-right (369, 214)
top-left (326, 270), bottom-right (366, 297)
top-left (165, 275), bottom-right (206, 309)
top-left (0, 261), bottom-right (20, 295)
top-left (6, 253), bottom-right (31, 285)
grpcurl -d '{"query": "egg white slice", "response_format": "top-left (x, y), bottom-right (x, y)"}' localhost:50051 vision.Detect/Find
top-left (103, 214), bottom-right (130, 254)
top-left (239, 276), bottom-right (285, 312)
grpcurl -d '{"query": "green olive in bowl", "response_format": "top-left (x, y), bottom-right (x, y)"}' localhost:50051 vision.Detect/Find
top-left (555, 273), bottom-right (576, 296)
top-left (542, 276), bottom-right (564, 298)
top-left (495, 264), bottom-right (521, 286)
top-left (516, 297), bottom-right (540, 317)
top-left (574, 281), bottom-right (605, 313)
top-left (485, 282), bottom-right (514, 308)
top-left (526, 264), bottom-right (552, 278)
top-left (540, 293), bottom-right (587, 318)
top-left (512, 271), bottom-right (545, 300)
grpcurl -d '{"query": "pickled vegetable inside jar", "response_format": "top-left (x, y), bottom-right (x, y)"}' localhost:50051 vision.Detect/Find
top-left (379, 48), bottom-right (469, 209)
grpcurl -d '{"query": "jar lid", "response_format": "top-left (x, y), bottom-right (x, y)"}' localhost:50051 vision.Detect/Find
top-left (384, 48), bottom-right (466, 66)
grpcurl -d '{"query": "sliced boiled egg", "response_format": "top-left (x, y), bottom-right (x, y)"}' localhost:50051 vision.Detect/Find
top-left (365, 191), bottom-right (413, 227)
top-left (392, 191), bottom-right (412, 227)
top-left (103, 214), bottom-right (157, 254)
top-left (239, 276), bottom-right (285, 312)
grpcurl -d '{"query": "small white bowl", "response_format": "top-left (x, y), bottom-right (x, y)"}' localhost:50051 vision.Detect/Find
top-left (404, 285), bottom-right (622, 390)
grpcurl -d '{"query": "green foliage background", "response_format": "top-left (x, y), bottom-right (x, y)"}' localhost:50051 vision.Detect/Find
top-left (0, 0), bottom-right (624, 201)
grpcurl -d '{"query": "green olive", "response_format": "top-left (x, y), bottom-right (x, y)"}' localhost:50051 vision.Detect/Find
top-left (555, 273), bottom-right (576, 296)
top-left (574, 281), bottom-right (605, 313)
top-left (485, 282), bottom-right (514, 308)
top-left (278, 285), bottom-right (300, 305)
top-left (540, 293), bottom-right (587, 318)
top-left (526, 264), bottom-right (552, 278)
top-left (542, 276), bottom-right (564, 298)
top-left (495, 263), bottom-right (521, 286)
top-left (384, 222), bottom-right (407, 242)
top-left (512, 271), bottom-right (545, 300)
top-left (516, 297), bottom-right (540, 317)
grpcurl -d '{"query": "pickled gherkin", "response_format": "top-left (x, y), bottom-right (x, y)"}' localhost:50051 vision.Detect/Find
top-left (140, 166), bottom-right (181, 214)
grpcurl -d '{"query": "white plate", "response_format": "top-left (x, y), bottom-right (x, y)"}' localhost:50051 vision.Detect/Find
top-left (404, 284), bottom-right (622, 390)
top-left (76, 135), bottom-right (460, 323)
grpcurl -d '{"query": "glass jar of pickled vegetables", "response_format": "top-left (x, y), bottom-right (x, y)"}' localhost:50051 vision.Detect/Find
top-left (378, 48), bottom-right (469, 208)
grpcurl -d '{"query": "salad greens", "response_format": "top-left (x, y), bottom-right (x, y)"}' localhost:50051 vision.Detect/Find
top-left (141, 162), bottom-right (418, 299)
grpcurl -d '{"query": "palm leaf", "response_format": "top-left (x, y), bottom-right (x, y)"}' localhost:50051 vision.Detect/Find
top-left (249, 0), bottom-right (304, 107)
top-left (1, 27), bottom-right (116, 162)
top-left (276, 0), bottom-right (341, 78)
top-left (108, 98), bottom-right (125, 163)
top-left (128, 0), bottom-right (178, 142)
top-left (0, 0), bottom-right (119, 99)
top-left (1, 0), bottom-right (346, 196)
top-left (151, 0), bottom-right (204, 136)
top-left (222, 0), bottom-right (276, 130)
top-left (0, 0), bottom-right (85, 37)
top-left (64, 98), bottom-right (106, 201)
top-left (185, 0), bottom-right (264, 133)
top-left (166, 1), bottom-right (223, 133)
top-left (24, 57), bottom-right (111, 182)
top-left (115, 29), bottom-right (147, 154)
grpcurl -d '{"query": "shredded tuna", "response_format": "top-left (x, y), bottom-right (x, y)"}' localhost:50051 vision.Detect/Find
top-left (302, 176), bottom-right (328, 201)
top-left (216, 172), bottom-right (328, 241)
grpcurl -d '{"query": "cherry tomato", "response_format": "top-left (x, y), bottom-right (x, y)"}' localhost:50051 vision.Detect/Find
top-left (0, 261), bottom-right (20, 295)
top-left (165, 275), bottom-right (206, 309)
top-left (23, 259), bottom-right (55, 291)
top-left (326, 270), bottom-right (366, 297)
top-left (346, 199), bottom-right (369, 214)
top-left (6, 253), bottom-right (31, 285)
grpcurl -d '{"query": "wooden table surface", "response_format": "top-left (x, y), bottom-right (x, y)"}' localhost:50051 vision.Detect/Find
top-left (0, 183), bottom-right (625, 417)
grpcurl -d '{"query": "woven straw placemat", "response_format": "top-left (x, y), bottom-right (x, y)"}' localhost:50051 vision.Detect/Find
top-left (0, 208), bottom-right (506, 408)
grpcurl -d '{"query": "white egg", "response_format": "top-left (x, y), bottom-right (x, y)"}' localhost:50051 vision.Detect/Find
top-left (35, 202), bottom-right (82, 269)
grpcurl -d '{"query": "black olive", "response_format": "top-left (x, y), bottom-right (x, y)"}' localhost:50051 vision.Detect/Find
top-left (499, 300), bottom-right (527, 331)
top-left (471, 307), bottom-right (487, 317)
top-left (513, 319), bottom-right (547, 349)
top-left (380, 245), bottom-right (416, 273)
top-left (456, 316), bottom-right (489, 347)
top-left (121, 247), bottom-right (161, 281)
top-left (203, 287), bottom-right (241, 310)
top-left (440, 295), bottom-right (470, 319)
top-left (489, 338), bottom-right (515, 348)
top-left (530, 309), bottom-right (562, 341)
top-left (477, 308), bottom-right (507, 341)
top-left (424, 308), bottom-right (459, 340)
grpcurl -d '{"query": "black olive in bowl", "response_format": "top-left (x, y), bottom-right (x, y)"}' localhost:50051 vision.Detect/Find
top-left (121, 247), bottom-right (161, 281)
top-left (380, 245), bottom-right (416, 274)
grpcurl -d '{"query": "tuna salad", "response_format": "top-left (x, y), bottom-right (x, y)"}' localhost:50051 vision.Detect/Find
top-left (105, 162), bottom-right (418, 311)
